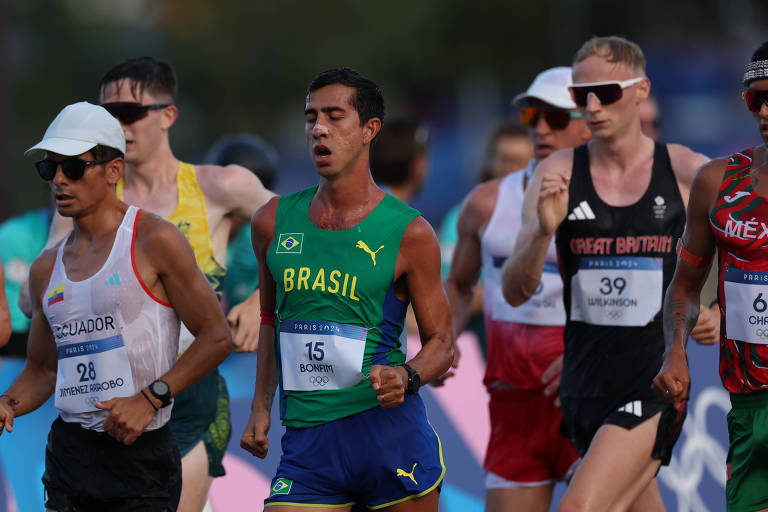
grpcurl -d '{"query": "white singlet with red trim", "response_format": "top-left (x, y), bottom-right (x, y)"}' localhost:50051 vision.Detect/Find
top-left (43, 206), bottom-right (180, 431)
top-left (481, 163), bottom-right (566, 326)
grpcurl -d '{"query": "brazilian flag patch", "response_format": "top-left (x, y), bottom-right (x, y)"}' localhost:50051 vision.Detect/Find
top-left (277, 233), bottom-right (304, 254)
top-left (270, 477), bottom-right (293, 496)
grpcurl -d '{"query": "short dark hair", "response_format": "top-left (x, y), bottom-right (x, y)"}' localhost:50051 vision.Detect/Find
top-left (205, 134), bottom-right (279, 190)
top-left (92, 144), bottom-right (124, 161)
top-left (99, 57), bottom-right (178, 102)
top-left (307, 67), bottom-right (385, 125)
top-left (370, 118), bottom-right (429, 186)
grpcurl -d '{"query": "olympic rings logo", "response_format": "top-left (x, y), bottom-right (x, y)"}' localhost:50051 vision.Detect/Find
top-left (309, 376), bottom-right (330, 386)
top-left (607, 310), bottom-right (624, 319)
top-left (755, 329), bottom-right (768, 338)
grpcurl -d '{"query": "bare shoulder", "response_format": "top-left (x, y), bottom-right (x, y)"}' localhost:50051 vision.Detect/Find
top-left (28, 247), bottom-right (58, 293)
top-left (460, 179), bottom-right (502, 226)
top-left (402, 216), bottom-right (439, 251)
top-left (668, 143), bottom-right (710, 182)
top-left (692, 156), bottom-right (729, 192)
top-left (537, 148), bottom-right (574, 177)
top-left (135, 210), bottom-right (188, 250)
top-left (195, 163), bottom-right (270, 205)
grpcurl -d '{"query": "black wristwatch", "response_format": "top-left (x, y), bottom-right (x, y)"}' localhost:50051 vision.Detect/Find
top-left (400, 363), bottom-right (421, 395)
top-left (148, 380), bottom-right (172, 408)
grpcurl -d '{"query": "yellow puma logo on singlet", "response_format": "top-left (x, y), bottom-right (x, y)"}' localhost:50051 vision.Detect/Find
top-left (396, 463), bottom-right (418, 485)
top-left (356, 240), bottom-right (385, 266)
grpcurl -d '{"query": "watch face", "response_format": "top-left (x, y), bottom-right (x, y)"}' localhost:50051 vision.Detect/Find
top-left (151, 381), bottom-right (169, 397)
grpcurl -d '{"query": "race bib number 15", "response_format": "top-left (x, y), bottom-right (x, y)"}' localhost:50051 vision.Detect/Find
top-left (570, 256), bottom-right (663, 327)
top-left (279, 319), bottom-right (367, 391)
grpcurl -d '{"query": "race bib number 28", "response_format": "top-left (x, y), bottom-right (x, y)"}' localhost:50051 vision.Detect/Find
top-left (725, 268), bottom-right (768, 344)
top-left (55, 334), bottom-right (135, 414)
top-left (570, 256), bottom-right (663, 327)
top-left (279, 319), bottom-right (367, 391)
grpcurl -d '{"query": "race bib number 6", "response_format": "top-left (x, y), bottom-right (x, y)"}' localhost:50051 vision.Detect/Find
top-left (724, 268), bottom-right (768, 344)
top-left (570, 256), bottom-right (663, 327)
top-left (279, 319), bottom-right (367, 391)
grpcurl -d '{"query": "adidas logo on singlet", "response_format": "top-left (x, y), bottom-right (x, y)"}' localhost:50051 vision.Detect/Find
top-left (103, 272), bottom-right (121, 287)
top-left (567, 201), bottom-right (596, 221)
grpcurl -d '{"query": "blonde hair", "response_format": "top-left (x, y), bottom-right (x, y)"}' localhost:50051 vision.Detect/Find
top-left (573, 36), bottom-right (646, 75)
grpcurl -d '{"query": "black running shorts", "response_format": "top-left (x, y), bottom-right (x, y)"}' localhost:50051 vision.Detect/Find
top-left (42, 416), bottom-right (181, 512)
top-left (561, 396), bottom-right (687, 465)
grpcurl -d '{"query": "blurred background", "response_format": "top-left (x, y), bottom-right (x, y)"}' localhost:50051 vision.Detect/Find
top-left (2, 0), bottom-right (767, 222)
top-left (1, 1), bottom-right (767, 511)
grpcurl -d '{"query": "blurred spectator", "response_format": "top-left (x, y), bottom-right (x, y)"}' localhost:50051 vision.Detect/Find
top-left (0, 207), bottom-right (51, 357)
top-left (439, 121), bottom-right (533, 278)
top-left (204, 134), bottom-right (279, 309)
top-left (370, 118), bottom-right (430, 203)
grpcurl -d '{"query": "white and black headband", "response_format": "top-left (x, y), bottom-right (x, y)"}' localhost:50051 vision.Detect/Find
top-left (744, 59), bottom-right (768, 86)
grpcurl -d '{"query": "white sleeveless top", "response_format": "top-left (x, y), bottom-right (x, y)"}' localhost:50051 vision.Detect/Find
top-left (43, 206), bottom-right (180, 431)
top-left (481, 163), bottom-right (566, 326)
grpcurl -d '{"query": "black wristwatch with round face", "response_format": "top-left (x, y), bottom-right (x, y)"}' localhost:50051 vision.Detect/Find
top-left (400, 363), bottom-right (421, 395)
top-left (148, 380), bottom-right (172, 408)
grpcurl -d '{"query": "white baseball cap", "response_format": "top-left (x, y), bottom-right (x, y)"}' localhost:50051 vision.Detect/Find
top-left (512, 66), bottom-right (577, 110)
top-left (25, 101), bottom-right (126, 157)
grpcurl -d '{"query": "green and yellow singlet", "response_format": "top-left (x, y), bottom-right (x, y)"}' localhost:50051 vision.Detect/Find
top-left (268, 186), bottom-right (420, 428)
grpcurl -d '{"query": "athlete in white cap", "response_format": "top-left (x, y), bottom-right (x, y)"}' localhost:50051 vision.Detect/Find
top-left (0, 102), bottom-right (233, 512)
top-left (445, 67), bottom-right (590, 512)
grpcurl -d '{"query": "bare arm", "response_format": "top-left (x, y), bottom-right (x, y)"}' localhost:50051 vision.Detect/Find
top-left (0, 251), bottom-right (59, 432)
top-left (668, 143), bottom-right (710, 207)
top-left (18, 211), bottom-right (72, 318)
top-left (398, 217), bottom-right (455, 383)
top-left (652, 158), bottom-right (725, 403)
top-left (502, 151), bottom-right (572, 306)
top-left (138, 216), bottom-right (234, 396)
top-left (240, 198), bottom-right (280, 458)
top-left (444, 182), bottom-right (497, 335)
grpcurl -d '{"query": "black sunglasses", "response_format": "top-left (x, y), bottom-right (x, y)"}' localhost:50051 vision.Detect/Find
top-left (742, 90), bottom-right (768, 113)
top-left (568, 77), bottom-right (644, 108)
top-left (35, 158), bottom-right (114, 181)
top-left (100, 102), bottom-right (171, 125)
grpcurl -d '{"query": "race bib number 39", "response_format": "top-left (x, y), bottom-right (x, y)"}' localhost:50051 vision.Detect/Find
top-left (570, 256), bottom-right (663, 327)
top-left (279, 319), bottom-right (367, 391)
top-left (725, 268), bottom-right (768, 344)
top-left (55, 335), bottom-right (135, 414)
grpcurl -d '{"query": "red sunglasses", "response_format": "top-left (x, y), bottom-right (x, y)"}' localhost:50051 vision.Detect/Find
top-left (742, 90), bottom-right (768, 113)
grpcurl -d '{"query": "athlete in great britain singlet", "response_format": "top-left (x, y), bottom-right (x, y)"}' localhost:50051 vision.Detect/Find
top-left (118, 162), bottom-right (230, 477)
top-left (556, 142), bottom-right (686, 456)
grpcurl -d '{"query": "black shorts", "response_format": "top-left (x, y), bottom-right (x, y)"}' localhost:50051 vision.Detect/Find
top-left (561, 396), bottom-right (687, 465)
top-left (43, 416), bottom-right (181, 512)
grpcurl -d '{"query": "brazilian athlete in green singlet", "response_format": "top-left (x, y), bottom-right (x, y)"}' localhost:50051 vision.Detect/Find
top-left (241, 68), bottom-right (454, 512)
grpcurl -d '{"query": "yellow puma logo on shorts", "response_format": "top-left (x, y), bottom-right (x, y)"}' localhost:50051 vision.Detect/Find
top-left (356, 240), bottom-right (385, 266)
top-left (396, 463), bottom-right (418, 485)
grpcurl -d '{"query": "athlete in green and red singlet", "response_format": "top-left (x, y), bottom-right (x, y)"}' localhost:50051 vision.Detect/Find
top-left (241, 68), bottom-right (454, 512)
top-left (655, 41), bottom-right (768, 511)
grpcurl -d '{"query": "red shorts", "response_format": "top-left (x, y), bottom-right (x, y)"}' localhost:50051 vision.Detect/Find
top-left (484, 388), bottom-right (579, 485)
